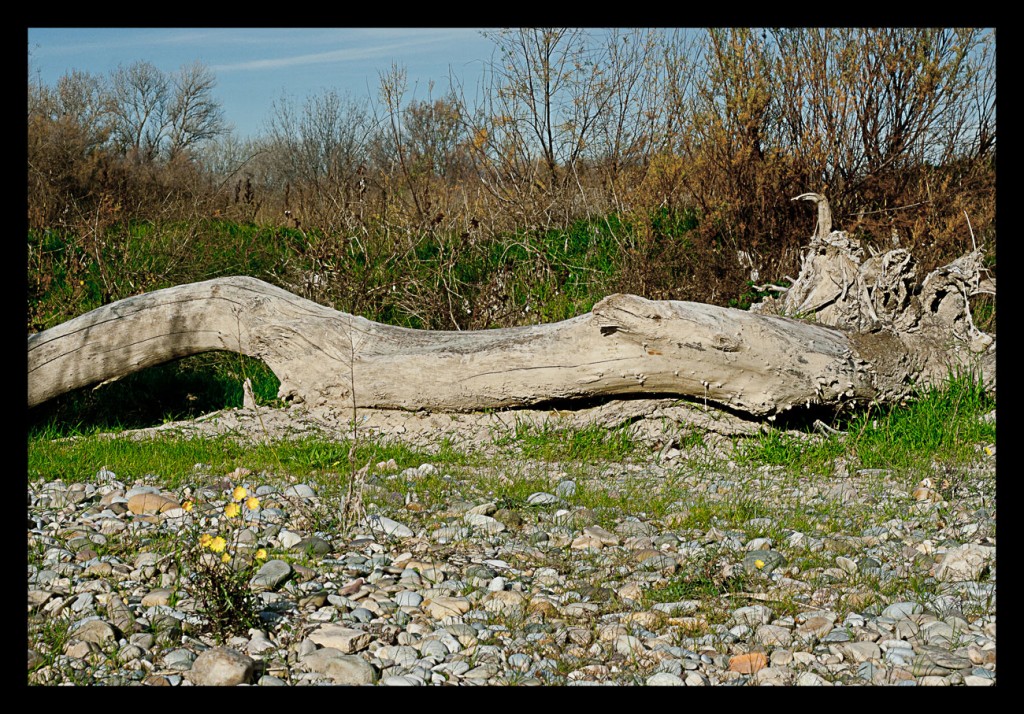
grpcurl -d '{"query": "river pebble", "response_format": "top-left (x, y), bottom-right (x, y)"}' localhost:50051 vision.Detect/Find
top-left (27, 443), bottom-right (996, 687)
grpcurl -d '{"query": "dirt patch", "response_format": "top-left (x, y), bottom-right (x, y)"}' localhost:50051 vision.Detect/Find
top-left (113, 398), bottom-right (769, 453)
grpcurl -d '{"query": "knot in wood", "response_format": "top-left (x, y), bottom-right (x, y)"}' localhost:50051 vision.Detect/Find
top-left (710, 334), bottom-right (740, 352)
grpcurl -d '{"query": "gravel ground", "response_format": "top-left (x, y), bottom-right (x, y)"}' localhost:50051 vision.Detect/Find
top-left (27, 406), bottom-right (996, 686)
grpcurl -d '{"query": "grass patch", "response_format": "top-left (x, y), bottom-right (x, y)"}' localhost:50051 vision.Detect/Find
top-left (567, 472), bottom-right (699, 526)
top-left (27, 431), bottom-right (475, 490)
top-left (645, 545), bottom-right (749, 604)
top-left (844, 371), bottom-right (995, 469)
top-left (28, 614), bottom-right (76, 681)
top-left (493, 419), bottom-right (638, 463)
top-left (737, 371), bottom-right (995, 475)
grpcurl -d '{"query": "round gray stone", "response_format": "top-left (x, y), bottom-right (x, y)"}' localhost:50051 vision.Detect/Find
top-left (555, 480), bottom-right (577, 498)
top-left (187, 647), bottom-right (255, 686)
top-left (250, 559), bottom-right (292, 591)
top-left (382, 674), bottom-right (423, 685)
top-left (882, 601), bottom-right (923, 619)
top-left (293, 536), bottom-right (332, 556)
top-left (527, 492), bottom-right (559, 505)
top-left (395, 591), bottom-right (423, 607)
top-left (301, 648), bottom-right (378, 684)
top-left (647, 672), bottom-right (685, 686)
top-left (284, 484), bottom-right (317, 499)
top-left (69, 618), bottom-right (119, 644)
top-left (508, 653), bottom-right (532, 671)
top-left (348, 607), bottom-right (374, 623)
top-left (364, 515), bottom-right (414, 539)
top-left (742, 549), bottom-right (787, 574)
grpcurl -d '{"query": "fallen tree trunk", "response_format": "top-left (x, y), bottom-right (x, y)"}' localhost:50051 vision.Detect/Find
top-left (27, 242), bottom-right (994, 419)
top-left (26, 276), bottom-right (875, 415)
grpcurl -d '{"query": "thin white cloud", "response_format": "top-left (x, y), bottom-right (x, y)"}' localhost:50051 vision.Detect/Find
top-left (211, 30), bottom-right (474, 73)
top-left (30, 28), bottom-right (223, 56)
top-left (30, 27), bottom-right (482, 65)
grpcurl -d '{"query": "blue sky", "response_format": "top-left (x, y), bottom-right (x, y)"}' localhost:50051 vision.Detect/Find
top-left (27, 28), bottom-right (496, 139)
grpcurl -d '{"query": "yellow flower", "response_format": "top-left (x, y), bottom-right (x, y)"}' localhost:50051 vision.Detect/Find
top-left (754, 559), bottom-right (765, 570)
top-left (255, 548), bottom-right (268, 561)
top-left (199, 533), bottom-right (213, 548)
top-left (232, 486), bottom-right (248, 501)
top-left (221, 552), bottom-right (232, 564)
top-left (182, 500), bottom-right (194, 513)
top-left (224, 502), bottom-right (241, 518)
top-left (246, 496), bottom-right (260, 511)
top-left (209, 536), bottom-right (227, 553)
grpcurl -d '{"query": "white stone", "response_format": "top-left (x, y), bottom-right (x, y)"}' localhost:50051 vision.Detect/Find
top-left (733, 604), bottom-right (773, 627)
top-left (307, 625), bottom-right (372, 653)
top-left (277, 529), bottom-right (303, 549)
top-left (364, 515), bottom-right (414, 539)
top-left (300, 648), bottom-right (377, 684)
top-left (795, 671), bottom-right (831, 686)
top-left (464, 513), bottom-right (506, 534)
top-left (187, 647), bottom-right (255, 686)
top-left (934, 544), bottom-right (995, 582)
top-left (964, 675), bottom-right (995, 686)
top-left (684, 671), bottom-right (708, 686)
top-left (646, 672), bottom-right (684, 686)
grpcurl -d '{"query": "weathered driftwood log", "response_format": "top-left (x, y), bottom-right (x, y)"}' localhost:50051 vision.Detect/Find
top-left (27, 242), bottom-right (994, 418)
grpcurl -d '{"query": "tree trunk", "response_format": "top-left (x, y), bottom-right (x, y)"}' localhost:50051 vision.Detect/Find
top-left (27, 236), bottom-right (994, 418)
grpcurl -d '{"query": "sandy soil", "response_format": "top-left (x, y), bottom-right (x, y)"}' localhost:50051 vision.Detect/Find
top-left (112, 398), bottom-right (770, 455)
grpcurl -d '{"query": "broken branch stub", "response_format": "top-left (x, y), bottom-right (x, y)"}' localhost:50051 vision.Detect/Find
top-left (753, 193), bottom-right (995, 396)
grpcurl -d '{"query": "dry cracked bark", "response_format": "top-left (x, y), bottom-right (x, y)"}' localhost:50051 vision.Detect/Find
top-left (28, 195), bottom-right (994, 419)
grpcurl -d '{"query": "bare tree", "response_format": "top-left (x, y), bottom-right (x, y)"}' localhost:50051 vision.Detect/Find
top-left (767, 29), bottom-right (990, 197)
top-left (27, 68), bottom-right (116, 230)
top-left (265, 89), bottom-right (369, 188)
top-left (482, 28), bottom-right (607, 189)
top-left (109, 60), bottom-right (169, 162)
top-left (403, 93), bottom-right (468, 181)
top-left (261, 87), bottom-right (372, 234)
top-left (586, 28), bottom-right (665, 204)
top-left (109, 60), bottom-right (226, 163)
top-left (165, 61), bottom-right (226, 159)
top-left (28, 69), bottom-right (112, 153)
top-left (950, 29), bottom-right (996, 160)
top-left (658, 29), bottom-right (699, 154)
top-left (374, 63), bottom-right (427, 221)
top-left (848, 29), bottom-right (984, 186)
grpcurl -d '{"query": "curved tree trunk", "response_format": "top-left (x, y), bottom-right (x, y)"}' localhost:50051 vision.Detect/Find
top-left (28, 249), bottom-right (994, 419)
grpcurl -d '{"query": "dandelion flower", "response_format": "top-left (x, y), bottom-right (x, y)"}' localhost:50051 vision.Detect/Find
top-left (221, 552), bottom-right (232, 564)
top-left (209, 536), bottom-right (227, 553)
top-left (232, 486), bottom-right (248, 501)
top-left (182, 500), bottom-right (194, 512)
top-left (754, 559), bottom-right (765, 570)
top-left (224, 502), bottom-right (241, 518)
top-left (199, 533), bottom-right (213, 548)
top-left (246, 496), bottom-right (260, 511)
top-left (255, 548), bottom-right (268, 561)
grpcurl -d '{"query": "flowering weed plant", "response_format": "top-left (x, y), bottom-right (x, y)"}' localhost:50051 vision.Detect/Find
top-left (177, 482), bottom-right (267, 642)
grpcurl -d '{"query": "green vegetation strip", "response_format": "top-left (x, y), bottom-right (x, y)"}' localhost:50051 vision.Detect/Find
top-left (736, 371), bottom-right (995, 475)
top-left (30, 372), bottom-right (993, 493)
